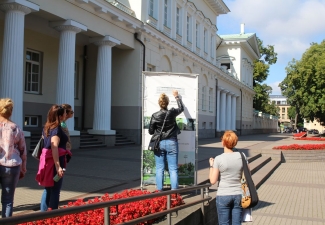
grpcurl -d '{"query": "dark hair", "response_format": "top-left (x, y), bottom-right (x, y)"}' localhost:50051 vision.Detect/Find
top-left (62, 104), bottom-right (72, 113)
top-left (43, 104), bottom-right (65, 136)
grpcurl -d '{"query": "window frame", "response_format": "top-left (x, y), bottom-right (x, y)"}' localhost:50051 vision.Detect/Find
top-left (196, 23), bottom-right (200, 48)
top-left (149, 0), bottom-right (154, 17)
top-left (25, 49), bottom-right (42, 94)
top-left (208, 88), bottom-right (213, 112)
top-left (176, 7), bottom-right (180, 35)
top-left (202, 86), bottom-right (207, 111)
top-left (24, 115), bottom-right (39, 127)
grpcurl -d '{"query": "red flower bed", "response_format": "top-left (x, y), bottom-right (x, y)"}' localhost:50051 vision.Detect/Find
top-left (273, 144), bottom-right (325, 150)
top-left (294, 137), bottom-right (325, 141)
top-left (19, 190), bottom-right (184, 225)
top-left (293, 132), bottom-right (307, 138)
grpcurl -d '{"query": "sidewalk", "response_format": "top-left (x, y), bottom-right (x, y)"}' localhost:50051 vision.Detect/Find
top-left (4, 133), bottom-right (325, 224)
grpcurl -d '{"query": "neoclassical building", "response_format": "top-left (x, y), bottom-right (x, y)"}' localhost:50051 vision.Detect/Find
top-left (0, 0), bottom-right (276, 149)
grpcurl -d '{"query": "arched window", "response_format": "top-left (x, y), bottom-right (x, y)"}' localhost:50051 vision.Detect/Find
top-left (202, 86), bottom-right (206, 110)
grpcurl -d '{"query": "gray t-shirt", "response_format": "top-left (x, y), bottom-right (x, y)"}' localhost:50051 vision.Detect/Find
top-left (213, 152), bottom-right (244, 196)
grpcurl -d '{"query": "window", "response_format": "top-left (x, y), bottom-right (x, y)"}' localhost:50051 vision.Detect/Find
top-left (282, 108), bottom-right (285, 113)
top-left (281, 101), bottom-right (287, 105)
top-left (149, 0), bottom-right (154, 17)
top-left (74, 61), bottom-right (79, 99)
top-left (164, 0), bottom-right (168, 26)
top-left (202, 86), bottom-right (206, 110)
top-left (204, 29), bottom-right (208, 53)
top-left (24, 116), bottom-right (38, 127)
top-left (176, 7), bottom-right (180, 35)
top-left (210, 35), bottom-right (213, 56)
top-left (196, 23), bottom-right (199, 48)
top-left (221, 63), bottom-right (230, 70)
top-left (25, 50), bottom-right (42, 93)
top-left (276, 101), bottom-right (281, 105)
top-left (282, 114), bottom-right (285, 119)
top-left (209, 88), bottom-right (213, 111)
top-left (202, 122), bottom-right (206, 129)
top-left (147, 64), bottom-right (155, 71)
top-left (186, 15), bottom-right (191, 42)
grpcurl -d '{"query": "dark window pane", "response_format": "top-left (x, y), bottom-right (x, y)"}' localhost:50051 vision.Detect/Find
top-left (32, 73), bottom-right (38, 82)
top-left (31, 117), bottom-right (37, 125)
top-left (32, 83), bottom-right (38, 92)
top-left (32, 64), bottom-right (39, 73)
top-left (32, 52), bottom-right (39, 62)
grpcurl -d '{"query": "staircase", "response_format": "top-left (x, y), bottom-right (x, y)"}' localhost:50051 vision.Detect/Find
top-left (199, 152), bottom-right (281, 189)
top-left (115, 133), bottom-right (135, 146)
top-left (29, 132), bottom-right (42, 153)
top-left (248, 152), bottom-right (281, 189)
top-left (79, 131), bottom-right (107, 149)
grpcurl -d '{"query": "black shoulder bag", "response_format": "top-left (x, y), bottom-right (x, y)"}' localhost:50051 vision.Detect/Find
top-left (240, 152), bottom-right (259, 208)
top-left (148, 112), bottom-right (168, 151)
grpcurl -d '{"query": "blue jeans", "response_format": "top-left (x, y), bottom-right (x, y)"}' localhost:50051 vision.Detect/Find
top-left (40, 155), bottom-right (65, 211)
top-left (216, 195), bottom-right (243, 225)
top-left (0, 165), bottom-right (20, 217)
top-left (154, 138), bottom-right (179, 191)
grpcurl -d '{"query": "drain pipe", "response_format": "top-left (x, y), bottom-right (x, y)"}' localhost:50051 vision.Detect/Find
top-left (239, 89), bottom-right (243, 136)
top-left (81, 45), bottom-right (87, 130)
top-left (134, 33), bottom-right (145, 71)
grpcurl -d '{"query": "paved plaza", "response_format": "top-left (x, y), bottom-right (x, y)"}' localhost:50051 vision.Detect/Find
top-left (2, 133), bottom-right (325, 224)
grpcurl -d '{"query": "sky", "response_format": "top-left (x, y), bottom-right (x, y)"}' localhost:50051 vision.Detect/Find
top-left (217, 0), bottom-right (325, 95)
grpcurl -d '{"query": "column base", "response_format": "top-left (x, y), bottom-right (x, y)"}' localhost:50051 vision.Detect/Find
top-left (88, 129), bottom-right (116, 135)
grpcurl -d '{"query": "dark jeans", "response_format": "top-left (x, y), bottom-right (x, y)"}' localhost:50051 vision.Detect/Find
top-left (0, 165), bottom-right (20, 217)
top-left (216, 194), bottom-right (243, 225)
top-left (40, 155), bottom-right (65, 211)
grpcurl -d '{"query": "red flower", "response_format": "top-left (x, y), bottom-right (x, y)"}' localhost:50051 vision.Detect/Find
top-left (19, 190), bottom-right (184, 225)
top-left (273, 143), bottom-right (325, 150)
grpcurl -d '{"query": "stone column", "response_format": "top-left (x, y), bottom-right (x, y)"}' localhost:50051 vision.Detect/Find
top-left (0, 0), bottom-right (39, 130)
top-left (216, 89), bottom-right (221, 131)
top-left (88, 36), bottom-right (120, 135)
top-left (231, 94), bottom-right (237, 130)
top-left (51, 20), bottom-right (87, 134)
top-left (226, 93), bottom-right (232, 130)
top-left (220, 89), bottom-right (227, 131)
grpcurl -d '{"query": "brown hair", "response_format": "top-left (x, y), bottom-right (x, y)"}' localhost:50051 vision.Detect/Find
top-left (221, 130), bottom-right (238, 149)
top-left (43, 104), bottom-right (66, 136)
top-left (158, 93), bottom-right (169, 109)
top-left (0, 98), bottom-right (13, 119)
top-left (62, 104), bottom-right (72, 113)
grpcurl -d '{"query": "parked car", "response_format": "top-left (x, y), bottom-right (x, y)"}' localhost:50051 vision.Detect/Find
top-left (308, 129), bottom-right (319, 134)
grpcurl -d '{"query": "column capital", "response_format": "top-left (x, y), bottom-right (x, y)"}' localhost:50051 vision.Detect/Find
top-left (0, 0), bottom-right (39, 14)
top-left (50, 19), bottom-right (87, 33)
top-left (90, 35), bottom-right (120, 47)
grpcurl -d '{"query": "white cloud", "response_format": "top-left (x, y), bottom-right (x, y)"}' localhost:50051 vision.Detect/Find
top-left (267, 81), bottom-right (281, 95)
top-left (222, 0), bottom-right (325, 65)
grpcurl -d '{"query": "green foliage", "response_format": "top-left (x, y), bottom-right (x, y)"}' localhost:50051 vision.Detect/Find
top-left (143, 150), bottom-right (155, 170)
top-left (280, 40), bottom-right (325, 124)
top-left (253, 37), bottom-right (278, 114)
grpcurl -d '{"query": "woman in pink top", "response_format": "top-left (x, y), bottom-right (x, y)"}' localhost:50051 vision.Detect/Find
top-left (0, 98), bottom-right (27, 217)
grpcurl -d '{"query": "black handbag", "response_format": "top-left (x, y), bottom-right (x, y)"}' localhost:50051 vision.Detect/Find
top-left (32, 137), bottom-right (44, 160)
top-left (240, 152), bottom-right (259, 208)
top-left (148, 112), bottom-right (168, 151)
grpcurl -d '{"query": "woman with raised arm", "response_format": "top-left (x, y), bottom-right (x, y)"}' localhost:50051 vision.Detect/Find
top-left (149, 90), bottom-right (184, 191)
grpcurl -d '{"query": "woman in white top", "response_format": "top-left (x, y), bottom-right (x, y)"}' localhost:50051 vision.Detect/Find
top-left (209, 130), bottom-right (243, 225)
top-left (0, 98), bottom-right (27, 217)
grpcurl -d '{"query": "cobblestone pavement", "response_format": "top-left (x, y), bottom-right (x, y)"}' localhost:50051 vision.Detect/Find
top-left (251, 162), bottom-right (325, 225)
top-left (2, 133), bottom-right (325, 225)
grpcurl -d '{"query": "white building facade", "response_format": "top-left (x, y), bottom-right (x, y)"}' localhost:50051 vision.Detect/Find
top-left (0, 0), bottom-right (276, 149)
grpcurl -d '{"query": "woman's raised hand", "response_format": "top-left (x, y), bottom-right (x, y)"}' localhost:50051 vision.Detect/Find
top-left (172, 89), bottom-right (178, 97)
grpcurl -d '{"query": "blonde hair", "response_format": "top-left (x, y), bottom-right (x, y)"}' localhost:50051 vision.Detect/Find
top-left (221, 130), bottom-right (238, 149)
top-left (0, 98), bottom-right (13, 119)
top-left (158, 93), bottom-right (169, 109)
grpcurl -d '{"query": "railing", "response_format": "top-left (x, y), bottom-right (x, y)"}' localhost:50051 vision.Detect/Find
top-left (176, 34), bottom-right (182, 44)
top-left (0, 184), bottom-right (211, 225)
top-left (196, 47), bottom-right (200, 55)
top-left (108, 0), bottom-right (135, 17)
top-left (148, 16), bottom-right (157, 28)
top-left (186, 41), bottom-right (192, 50)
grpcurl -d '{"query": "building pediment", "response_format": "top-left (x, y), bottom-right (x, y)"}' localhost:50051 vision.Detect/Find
top-left (204, 0), bottom-right (230, 15)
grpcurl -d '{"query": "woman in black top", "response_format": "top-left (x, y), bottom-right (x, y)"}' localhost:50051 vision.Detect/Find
top-left (149, 90), bottom-right (184, 191)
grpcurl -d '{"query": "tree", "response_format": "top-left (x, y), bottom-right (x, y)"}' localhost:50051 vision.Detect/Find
top-left (253, 37), bottom-right (278, 115)
top-left (280, 40), bottom-right (325, 125)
